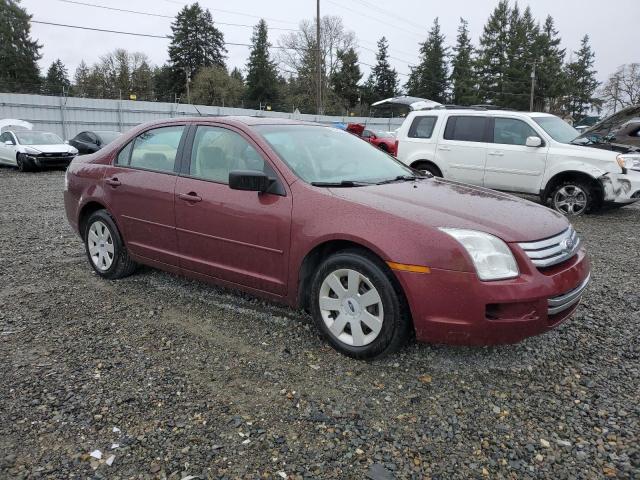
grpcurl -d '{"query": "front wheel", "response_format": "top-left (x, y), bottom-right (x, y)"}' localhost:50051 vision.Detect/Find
top-left (310, 250), bottom-right (410, 359)
top-left (84, 210), bottom-right (137, 279)
top-left (548, 180), bottom-right (597, 216)
top-left (16, 154), bottom-right (33, 172)
top-left (414, 162), bottom-right (442, 177)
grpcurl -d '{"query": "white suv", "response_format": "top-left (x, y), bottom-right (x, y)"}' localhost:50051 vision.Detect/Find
top-left (395, 109), bottom-right (640, 215)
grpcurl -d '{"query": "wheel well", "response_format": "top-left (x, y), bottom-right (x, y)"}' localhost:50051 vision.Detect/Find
top-left (78, 201), bottom-right (106, 237)
top-left (543, 171), bottom-right (603, 205)
top-left (378, 143), bottom-right (388, 151)
top-left (297, 240), bottom-right (412, 326)
top-left (410, 160), bottom-right (442, 176)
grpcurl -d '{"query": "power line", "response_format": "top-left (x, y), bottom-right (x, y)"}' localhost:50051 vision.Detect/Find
top-left (31, 20), bottom-right (309, 50)
top-left (160, 0), bottom-right (297, 25)
top-left (350, 0), bottom-right (428, 33)
top-left (56, 0), bottom-right (298, 31)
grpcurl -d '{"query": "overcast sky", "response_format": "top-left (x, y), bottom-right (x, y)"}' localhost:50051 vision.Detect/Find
top-left (21, 0), bottom-right (639, 85)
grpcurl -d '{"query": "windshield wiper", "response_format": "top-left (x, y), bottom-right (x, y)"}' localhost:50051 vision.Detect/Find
top-left (376, 174), bottom-right (429, 185)
top-left (310, 180), bottom-right (374, 187)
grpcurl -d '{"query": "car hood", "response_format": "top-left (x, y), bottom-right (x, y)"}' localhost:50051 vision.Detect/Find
top-left (329, 178), bottom-right (568, 243)
top-left (23, 144), bottom-right (76, 154)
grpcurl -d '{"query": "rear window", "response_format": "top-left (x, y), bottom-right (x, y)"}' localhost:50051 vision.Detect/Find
top-left (408, 116), bottom-right (437, 139)
top-left (443, 116), bottom-right (487, 142)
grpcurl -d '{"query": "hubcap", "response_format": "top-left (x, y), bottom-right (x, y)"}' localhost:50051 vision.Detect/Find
top-left (554, 185), bottom-right (587, 215)
top-left (318, 268), bottom-right (384, 347)
top-left (87, 221), bottom-right (114, 271)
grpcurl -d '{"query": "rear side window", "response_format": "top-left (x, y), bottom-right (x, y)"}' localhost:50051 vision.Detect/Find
top-left (493, 118), bottom-right (538, 145)
top-left (129, 125), bottom-right (185, 173)
top-left (443, 116), bottom-right (487, 142)
top-left (408, 116), bottom-right (437, 139)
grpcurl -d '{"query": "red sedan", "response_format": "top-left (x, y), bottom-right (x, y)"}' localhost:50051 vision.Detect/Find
top-left (346, 123), bottom-right (398, 155)
top-left (64, 117), bottom-right (590, 359)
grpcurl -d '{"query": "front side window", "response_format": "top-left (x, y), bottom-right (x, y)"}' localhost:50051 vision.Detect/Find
top-left (493, 118), bottom-right (538, 145)
top-left (255, 125), bottom-right (414, 184)
top-left (129, 125), bottom-right (185, 173)
top-left (443, 116), bottom-right (487, 142)
top-left (189, 126), bottom-right (264, 183)
top-left (408, 116), bottom-right (437, 139)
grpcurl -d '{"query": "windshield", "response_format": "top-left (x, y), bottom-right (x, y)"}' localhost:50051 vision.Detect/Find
top-left (255, 124), bottom-right (414, 184)
top-left (96, 131), bottom-right (121, 144)
top-left (533, 117), bottom-right (580, 144)
top-left (15, 131), bottom-right (64, 145)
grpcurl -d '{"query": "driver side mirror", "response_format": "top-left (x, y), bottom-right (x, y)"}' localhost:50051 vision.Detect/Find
top-left (4, 140), bottom-right (13, 146)
top-left (229, 170), bottom-right (271, 193)
top-left (525, 136), bottom-right (543, 147)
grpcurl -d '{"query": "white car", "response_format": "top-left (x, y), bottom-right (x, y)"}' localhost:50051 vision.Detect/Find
top-left (395, 109), bottom-right (640, 215)
top-left (0, 120), bottom-right (78, 172)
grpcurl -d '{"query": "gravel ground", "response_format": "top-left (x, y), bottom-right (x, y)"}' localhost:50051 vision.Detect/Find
top-left (0, 167), bottom-right (638, 480)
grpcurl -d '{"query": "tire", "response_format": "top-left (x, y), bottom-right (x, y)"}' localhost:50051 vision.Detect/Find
top-left (309, 249), bottom-right (410, 359)
top-left (378, 143), bottom-right (388, 152)
top-left (16, 153), bottom-right (33, 172)
top-left (548, 180), bottom-right (597, 216)
top-left (414, 161), bottom-right (442, 177)
top-left (84, 210), bottom-right (137, 279)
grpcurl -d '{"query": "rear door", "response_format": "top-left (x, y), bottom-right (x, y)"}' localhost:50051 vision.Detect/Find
top-left (483, 117), bottom-right (548, 193)
top-left (174, 124), bottom-right (292, 296)
top-left (436, 115), bottom-right (488, 185)
top-left (101, 124), bottom-right (187, 266)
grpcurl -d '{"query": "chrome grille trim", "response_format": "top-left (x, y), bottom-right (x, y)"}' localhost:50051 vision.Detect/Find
top-left (548, 273), bottom-right (591, 315)
top-left (517, 227), bottom-right (581, 268)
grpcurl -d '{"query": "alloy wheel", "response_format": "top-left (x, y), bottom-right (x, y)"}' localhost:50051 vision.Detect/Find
top-left (318, 268), bottom-right (384, 347)
top-left (553, 185), bottom-right (588, 215)
top-left (87, 220), bottom-right (115, 271)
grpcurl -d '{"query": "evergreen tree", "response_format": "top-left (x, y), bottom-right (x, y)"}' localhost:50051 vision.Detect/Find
top-left (191, 66), bottom-right (245, 107)
top-left (368, 37), bottom-right (398, 101)
top-left (168, 2), bottom-right (227, 94)
top-left (230, 67), bottom-right (244, 83)
top-left (503, 4), bottom-right (539, 110)
top-left (450, 18), bottom-right (477, 105)
top-left (534, 15), bottom-right (566, 112)
top-left (245, 19), bottom-right (279, 107)
top-left (405, 18), bottom-right (448, 103)
top-left (330, 47), bottom-right (362, 111)
top-left (130, 55), bottom-right (154, 101)
top-left (476, 0), bottom-right (511, 106)
top-left (564, 35), bottom-right (600, 119)
top-left (44, 59), bottom-right (70, 95)
top-left (0, 0), bottom-right (42, 92)
top-left (73, 61), bottom-right (91, 97)
top-left (153, 64), bottom-right (182, 102)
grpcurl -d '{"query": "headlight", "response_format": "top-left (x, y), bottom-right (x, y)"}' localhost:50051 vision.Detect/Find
top-left (439, 228), bottom-right (519, 281)
top-left (69, 147), bottom-right (78, 155)
top-left (616, 154), bottom-right (640, 172)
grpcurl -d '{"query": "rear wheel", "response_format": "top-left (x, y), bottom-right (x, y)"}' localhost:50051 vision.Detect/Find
top-left (310, 250), bottom-right (410, 359)
top-left (413, 161), bottom-right (441, 177)
top-left (548, 180), bottom-right (596, 216)
top-left (84, 210), bottom-right (137, 279)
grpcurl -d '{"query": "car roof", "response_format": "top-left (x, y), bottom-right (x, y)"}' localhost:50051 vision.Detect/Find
top-left (411, 109), bottom-right (555, 117)
top-left (172, 116), bottom-right (319, 127)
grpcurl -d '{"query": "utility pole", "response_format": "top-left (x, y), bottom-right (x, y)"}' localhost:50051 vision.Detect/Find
top-left (316, 0), bottom-right (322, 115)
top-left (529, 62), bottom-right (536, 112)
top-left (186, 69), bottom-right (191, 105)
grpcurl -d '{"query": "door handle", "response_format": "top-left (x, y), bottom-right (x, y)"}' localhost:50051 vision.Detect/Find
top-left (178, 192), bottom-right (202, 203)
top-left (105, 177), bottom-right (121, 187)
top-left (438, 146), bottom-right (451, 151)
top-left (488, 151), bottom-right (504, 156)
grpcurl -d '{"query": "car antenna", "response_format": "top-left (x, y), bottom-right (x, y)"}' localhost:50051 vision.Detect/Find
top-left (192, 103), bottom-right (203, 117)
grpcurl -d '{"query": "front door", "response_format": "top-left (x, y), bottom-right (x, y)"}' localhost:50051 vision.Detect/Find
top-left (101, 124), bottom-right (187, 266)
top-left (483, 117), bottom-right (548, 194)
top-left (437, 115), bottom-right (488, 186)
top-left (174, 125), bottom-right (292, 296)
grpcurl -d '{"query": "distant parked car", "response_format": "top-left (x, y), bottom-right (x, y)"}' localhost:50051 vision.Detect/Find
top-left (574, 105), bottom-right (640, 152)
top-left (0, 120), bottom-right (77, 171)
top-left (346, 123), bottom-right (397, 155)
top-left (68, 130), bottom-right (121, 155)
top-left (64, 116), bottom-right (590, 358)
top-left (395, 109), bottom-right (640, 215)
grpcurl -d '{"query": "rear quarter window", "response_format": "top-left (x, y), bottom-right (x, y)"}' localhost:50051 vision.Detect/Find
top-left (408, 116), bottom-right (437, 139)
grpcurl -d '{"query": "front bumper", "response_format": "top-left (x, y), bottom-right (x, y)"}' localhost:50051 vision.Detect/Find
top-left (27, 153), bottom-right (75, 168)
top-left (599, 170), bottom-right (640, 204)
top-left (394, 247), bottom-right (591, 345)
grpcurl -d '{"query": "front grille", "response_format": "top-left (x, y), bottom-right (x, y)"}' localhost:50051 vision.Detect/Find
top-left (517, 227), bottom-right (581, 268)
top-left (548, 273), bottom-right (591, 315)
